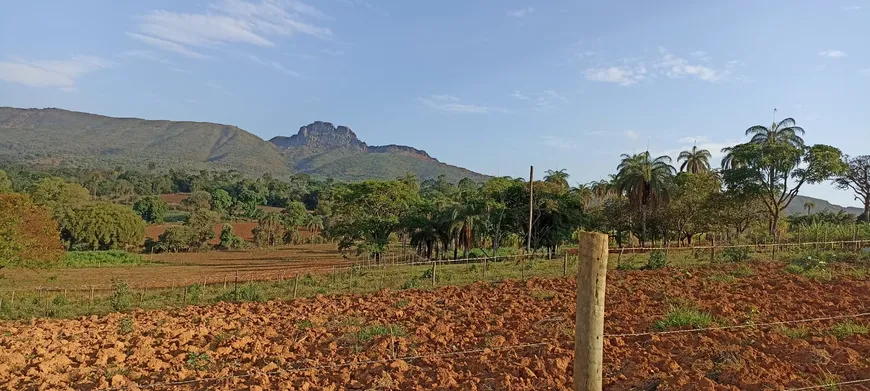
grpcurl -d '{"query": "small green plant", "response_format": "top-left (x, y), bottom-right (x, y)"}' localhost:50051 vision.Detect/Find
top-left (709, 274), bottom-right (736, 283)
top-left (421, 268), bottom-right (434, 280)
top-left (530, 289), bottom-right (556, 300)
top-left (110, 281), bottom-right (132, 312)
top-left (297, 319), bottom-right (314, 330)
top-left (654, 306), bottom-right (714, 330)
top-left (52, 295), bottom-right (69, 306)
top-left (355, 324), bottom-right (407, 342)
top-left (722, 247), bottom-right (751, 263)
top-left (393, 299), bottom-right (410, 308)
top-left (828, 321), bottom-right (869, 339)
top-left (218, 283), bottom-right (263, 302)
top-left (792, 254), bottom-right (828, 271)
top-left (185, 352), bottom-right (211, 370)
top-left (730, 264), bottom-right (754, 278)
top-left (645, 250), bottom-right (668, 270)
top-left (400, 277), bottom-right (421, 290)
top-left (118, 317), bottom-right (134, 335)
top-left (187, 284), bottom-right (203, 303)
top-left (777, 325), bottom-right (810, 339)
top-left (103, 366), bottom-right (130, 381)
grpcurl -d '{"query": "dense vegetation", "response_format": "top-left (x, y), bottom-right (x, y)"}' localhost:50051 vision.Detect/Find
top-left (1, 115), bottom-right (868, 267)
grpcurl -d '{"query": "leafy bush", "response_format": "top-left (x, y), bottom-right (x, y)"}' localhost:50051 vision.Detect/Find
top-left (218, 283), bottom-right (263, 302)
top-left (110, 281), bottom-right (132, 312)
top-left (0, 193), bottom-right (64, 268)
top-left (645, 250), bottom-right (668, 270)
top-left (133, 196), bottom-right (168, 224)
top-left (722, 247), bottom-right (751, 263)
top-left (60, 202), bottom-right (146, 251)
top-left (187, 284), bottom-right (203, 303)
top-left (218, 224), bottom-right (244, 250)
top-left (791, 254), bottom-right (828, 271)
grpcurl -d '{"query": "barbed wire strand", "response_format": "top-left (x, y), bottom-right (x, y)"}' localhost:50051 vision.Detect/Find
top-left (107, 342), bottom-right (549, 391)
top-left (604, 311), bottom-right (870, 338)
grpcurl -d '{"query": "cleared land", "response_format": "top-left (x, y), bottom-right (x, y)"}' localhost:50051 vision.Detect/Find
top-left (1, 262), bottom-right (869, 390)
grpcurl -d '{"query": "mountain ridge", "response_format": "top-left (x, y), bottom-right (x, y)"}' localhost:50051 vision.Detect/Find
top-left (0, 107), bottom-right (489, 183)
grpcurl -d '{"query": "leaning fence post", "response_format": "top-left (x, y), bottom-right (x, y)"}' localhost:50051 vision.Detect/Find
top-left (431, 261), bottom-right (437, 287)
top-left (293, 274), bottom-right (299, 298)
top-left (574, 232), bottom-right (608, 391)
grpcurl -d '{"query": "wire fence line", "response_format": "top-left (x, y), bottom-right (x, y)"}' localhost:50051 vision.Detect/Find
top-left (105, 342), bottom-right (550, 391)
top-left (606, 239), bottom-right (870, 253)
top-left (784, 378), bottom-right (870, 391)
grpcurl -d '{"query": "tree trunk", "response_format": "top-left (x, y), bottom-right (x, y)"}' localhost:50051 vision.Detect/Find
top-left (641, 206), bottom-right (648, 247)
top-left (453, 236), bottom-right (458, 260)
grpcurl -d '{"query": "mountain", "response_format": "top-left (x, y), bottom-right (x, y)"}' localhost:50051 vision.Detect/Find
top-left (269, 121), bottom-right (488, 183)
top-left (786, 195), bottom-right (863, 216)
top-left (0, 107), bottom-right (489, 183)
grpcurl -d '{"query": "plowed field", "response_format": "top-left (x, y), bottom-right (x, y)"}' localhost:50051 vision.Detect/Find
top-left (1, 262), bottom-right (869, 390)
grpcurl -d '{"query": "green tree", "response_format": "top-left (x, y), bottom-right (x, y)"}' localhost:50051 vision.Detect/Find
top-left (662, 172), bottom-right (719, 245)
top-left (155, 226), bottom-right (195, 253)
top-left (185, 209), bottom-right (219, 248)
top-left (745, 117), bottom-right (806, 147)
top-left (613, 152), bottom-right (676, 245)
top-left (210, 189), bottom-right (233, 214)
top-left (327, 180), bottom-right (418, 262)
top-left (803, 201), bottom-right (815, 216)
top-left (253, 212), bottom-right (285, 247)
top-left (678, 146), bottom-right (712, 174)
top-left (30, 177), bottom-right (90, 217)
top-left (60, 202), bottom-right (145, 250)
top-left (306, 214), bottom-right (325, 235)
top-left (133, 195), bottom-right (168, 223)
top-left (218, 223), bottom-right (244, 250)
top-left (834, 155), bottom-right (870, 222)
top-left (543, 169), bottom-right (570, 190)
top-left (181, 191), bottom-right (212, 211)
top-left (0, 169), bottom-right (12, 193)
top-left (0, 193), bottom-right (64, 267)
top-left (722, 124), bottom-right (847, 236)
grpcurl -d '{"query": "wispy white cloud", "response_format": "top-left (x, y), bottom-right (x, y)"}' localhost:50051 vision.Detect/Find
top-left (129, 0), bottom-right (332, 59)
top-left (168, 67), bottom-right (192, 73)
top-left (506, 7), bottom-right (534, 18)
top-left (656, 48), bottom-right (728, 82)
top-left (206, 81), bottom-right (234, 95)
top-left (624, 130), bottom-right (640, 140)
top-left (819, 50), bottom-right (847, 58)
top-left (0, 55), bottom-right (113, 89)
top-left (511, 90), bottom-right (530, 100)
top-left (129, 33), bottom-right (208, 59)
top-left (271, 61), bottom-right (302, 77)
top-left (539, 136), bottom-right (577, 150)
top-left (842, 5), bottom-right (862, 10)
top-left (419, 95), bottom-right (507, 114)
top-left (583, 66), bottom-right (646, 86)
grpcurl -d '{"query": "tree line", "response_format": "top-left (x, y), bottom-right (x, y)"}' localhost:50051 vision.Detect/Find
top-left (1, 115), bottom-right (868, 267)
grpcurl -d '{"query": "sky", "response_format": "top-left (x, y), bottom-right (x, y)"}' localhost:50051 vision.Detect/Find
top-left (1, 0), bottom-right (869, 207)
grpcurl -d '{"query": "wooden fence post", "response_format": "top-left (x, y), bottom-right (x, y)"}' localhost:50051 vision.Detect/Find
top-left (293, 274), bottom-right (299, 298)
top-left (431, 261), bottom-right (437, 287)
top-left (574, 232), bottom-right (608, 391)
top-left (183, 286), bottom-right (187, 306)
top-left (483, 257), bottom-right (488, 280)
top-left (563, 253), bottom-right (568, 277)
top-left (710, 236), bottom-right (716, 263)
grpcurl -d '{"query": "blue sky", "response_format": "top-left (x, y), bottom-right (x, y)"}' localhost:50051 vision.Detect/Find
top-left (1, 0), bottom-right (868, 207)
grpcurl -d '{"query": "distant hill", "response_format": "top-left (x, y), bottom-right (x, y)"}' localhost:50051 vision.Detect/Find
top-left (786, 195), bottom-right (863, 216)
top-left (0, 107), bottom-right (489, 183)
top-left (269, 121), bottom-right (489, 183)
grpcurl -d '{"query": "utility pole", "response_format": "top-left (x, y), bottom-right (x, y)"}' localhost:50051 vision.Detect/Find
top-left (527, 165), bottom-right (534, 253)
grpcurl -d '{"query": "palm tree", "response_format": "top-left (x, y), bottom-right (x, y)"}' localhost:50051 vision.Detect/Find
top-left (613, 151), bottom-right (676, 245)
top-left (804, 201), bottom-right (815, 216)
top-left (678, 146), bottom-right (712, 174)
top-left (590, 180), bottom-right (612, 201)
top-left (306, 214), bottom-right (324, 235)
top-left (572, 184), bottom-right (594, 208)
top-left (544, 169), bottom-right (570, 189)
top-left (745, 117), bottom-right (805, 147)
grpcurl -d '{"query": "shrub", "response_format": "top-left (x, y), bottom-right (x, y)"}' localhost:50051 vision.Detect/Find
top-left (218, 224), bottom-right (244, 250)
top-left (187, 284), bottom-right (203, 303)
top-left (110, 281), bottom-right (132, 312)
top-left (133, 196), bottom-right (168, 224)
top-left (645, 250), bottom-right (668, 270)
top-left (722, 247), bottom-right (751, 263)
top-left (792, 254), bottom-right (828, 271)
top-left (0, 193), bottom-right (64, 268)
top-left (60, 202), bottom-right (146, 251)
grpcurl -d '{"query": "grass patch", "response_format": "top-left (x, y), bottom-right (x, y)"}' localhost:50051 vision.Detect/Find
top-left (828, 321), bottom-right (869, 339)
top-left (530, 289), bottom-right (557, 300)
top-left (63, 251), bottom-right (158, 268)
top-left (393, 299), bottom-right (410, 308)
top-left (709, 274), bottom-right (736, 283)
top-left (654, 306), bottom-right (714, 331)
top-left (777, 325), bottom-right (810, 339)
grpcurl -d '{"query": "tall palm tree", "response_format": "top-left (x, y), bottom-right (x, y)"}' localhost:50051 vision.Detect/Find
top-left (745, 117), bottom-right (805, 147)
top-left (678, 146), bottom-right (712, 174)
top-left (804, 201), bottom-right (815, 216)
top-left (613, 151), bottom-right (676, 245)
top-left (544, 169), bottom-right (570, 189)
top-left (306, 214), bottom-right (324, 235)
top-left (572, 184), bottom-right (594, 208)
top-left (590, 180), bottom-right (612, 201)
